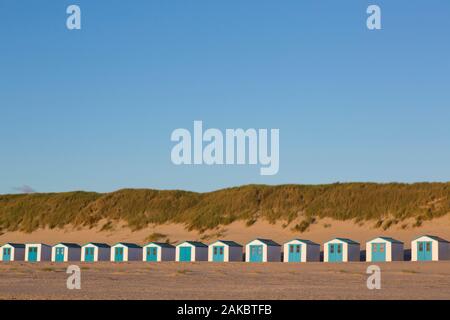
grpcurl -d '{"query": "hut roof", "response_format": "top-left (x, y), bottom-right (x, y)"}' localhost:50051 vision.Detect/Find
top-left (2, 243), bottom-right (25, 248)
top-left (84, 242), bottom-right (111, 248)
top-left (180, 241), bottom-right (208, 247)
top-left (253, 239), bottom-right (281, 246)
top-left (213, 240), bottom-right (243, 247)
top-left (146, 242), bottom-right (175, 248)
top-left (369, 237), bottom-right (403, 244)
top-left (331, 238), bottom-right (360, 245)
top-left (414, 235), bottom-right (449, 243)
top-left (114, 242), bottom-right (142, 248)
top-left (56, 243), bottom-right (81, 248)
top-left (288, 239), bottom-right (320, 246)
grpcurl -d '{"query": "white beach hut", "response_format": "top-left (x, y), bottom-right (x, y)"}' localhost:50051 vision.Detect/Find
top-left (366, 237), bottom-right (404, 262)
top-left (283, 239), bottom-right (320, 263)
top-left (111, 243), bottom-right (142, 262)
top-left (246, 239), bottom-right (281, 263)
top-left (324, 238), bottom-right (360, 263)
top-left (25, 243), bottom-right (52, 262)
top-left (208, 240), bottom-right (243, 262)
top-left (411, 235), bottom-right (450, 262)
top-left (143, 242), bottom-right (176, 262)
top-left (176, 241), bottom-right (208, 262)
top-left (81, 243), bottom-right (111, 262)
top-left (51, 243), bottom-right (82, 262)
top-left (0, 243), bottom-right (25, 262)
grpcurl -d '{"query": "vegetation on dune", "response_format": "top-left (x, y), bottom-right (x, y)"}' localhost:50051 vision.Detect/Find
top-left (145, 232), bottom-right (169, 243)
top-left (0, 183), bottom-right (450, 233)
top-left (0, 191), bottom-right (100, 233)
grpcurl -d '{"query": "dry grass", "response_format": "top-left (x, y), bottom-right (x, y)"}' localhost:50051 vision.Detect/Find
top-left (1, 183), bottom-right (450, 233)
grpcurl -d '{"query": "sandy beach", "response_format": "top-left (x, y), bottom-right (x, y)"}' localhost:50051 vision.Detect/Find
top-left (0, 261), bottom-right (449, 300)
top-left (1, 216), bottom-right (449, 300)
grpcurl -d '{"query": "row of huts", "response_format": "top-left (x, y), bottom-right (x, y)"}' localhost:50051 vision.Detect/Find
top-left (1, 235), bottom-right (449, 263)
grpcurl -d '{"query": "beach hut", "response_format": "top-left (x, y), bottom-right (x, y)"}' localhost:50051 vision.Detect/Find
top-left (110, 243), bottom-right (142, 262)
top-left (283, 239), bottom-right (320, 263)
top-left (208, 240), bottom-right (243, 262)
top-left (411, 235), bottom-right (450, 262)
top-left (81, 243), bottom-right (111, 262)
top-left (366, 237), bottom-right (404, 262)
top-left (0, 243), bottom-right (25, 262)
top-left (51, 243), bottom-right (82, 262)
top-left (176, 241), bottom-right (208, 262)
top-left (25, 243), bottom-right (52, 262)
top-left (143, 242), bottom-right (175, 262)
top-left (245, 239), bottom-right (281, 263)
top-left (324, 238), bottom-right (360, 263)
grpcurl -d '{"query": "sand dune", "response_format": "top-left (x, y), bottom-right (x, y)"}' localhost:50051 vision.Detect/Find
top-left (1, 215), bottom-right (449, 247)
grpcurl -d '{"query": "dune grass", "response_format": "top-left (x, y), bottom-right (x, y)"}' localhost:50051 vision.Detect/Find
top-left (1, 183), bottom-right (450, 233)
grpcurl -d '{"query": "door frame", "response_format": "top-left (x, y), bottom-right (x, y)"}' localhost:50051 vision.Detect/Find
top-left (249, 245), bottom-right (263, 263)
top-left (213, 246), bottom-right (225, 262)
top-left (328, 243), bottom-right (343, 262)
top-left (179, 246), bottom-right (192, 262)
top-left (84, 247), bottom-right (95, 262)
top-left (55, 247), bottom-right (65, 262)
top-left (115, 247), bottom-right (124, 262)
top-left (371, 242), bottom-right (386, 262)
top-left (288, 244), bottom-right (302, 262)
top-left (3, 247), bottom-right (12, 261)
top-left (146, 247), bottom-right (159, 262)
top-left (417, 241), bottom-right (433, 261)
top-left (28, 246), bottom-right (39, 262)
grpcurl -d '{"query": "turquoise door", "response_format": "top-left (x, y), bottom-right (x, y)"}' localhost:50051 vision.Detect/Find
top-left (288, 244), bottom-right (302, 262)
top-left (213, 246), bottom-right (224, 262)
top-left (372, 243), bottom-right (386, 262)
top-left (328, 243), bottom-right (343, 262)
top-left (179, 247), bottom-right (192, 262)
top-left (115, 247), bottom-right (124, 262)
top-left (28, 247), bottom-right (38, 262)
top-left (417, 242), bottom-right (432, 261)
top-left (85, 247), bottom-right (95, 262)
top-left (3, 248), bottom-right (11, 261)
top-left (146, 247), bottom-right (158, 262)
top-left (249, 245), bottom-right (263, 262)
top-left (55, 247), bottom-right (65, 262)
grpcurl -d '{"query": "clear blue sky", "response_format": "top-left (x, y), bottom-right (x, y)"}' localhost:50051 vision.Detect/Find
top-left (1, 0), bottom-right (449, 194)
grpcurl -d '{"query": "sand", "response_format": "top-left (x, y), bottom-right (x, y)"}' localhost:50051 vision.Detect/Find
top-left (0, 261), bottom-right (449, 300)
top-left (1, 216), bottom-right (449, 300)
top-left (1, 215), bottom-right (450, 247)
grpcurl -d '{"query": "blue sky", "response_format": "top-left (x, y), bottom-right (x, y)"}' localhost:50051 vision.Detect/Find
top-left (1, 0), bottom-right (450, 194)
